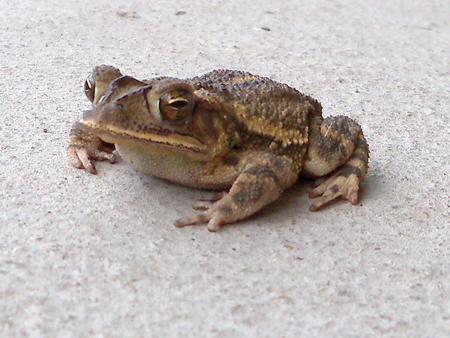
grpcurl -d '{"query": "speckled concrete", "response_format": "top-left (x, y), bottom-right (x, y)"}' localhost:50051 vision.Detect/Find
top-left (1, 0), bottom-right (449, 337)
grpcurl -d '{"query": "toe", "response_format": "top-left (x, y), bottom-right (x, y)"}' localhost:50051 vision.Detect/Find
top-left (309, 174), bottom-right (361, 211)
top-left (174, 210), bottom-right (212, 227)
top-left (67, 147), bottom-right (84, 169)
top-left (193, 192), bottom-right (227, 210)
top-left (207, 218), bottom-right (220, 232)
top-left (77, 149), bottom-right (97, 174)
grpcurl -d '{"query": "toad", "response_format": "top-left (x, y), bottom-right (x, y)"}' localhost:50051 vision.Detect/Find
top-left (68, 65), bottom-right (369, 231)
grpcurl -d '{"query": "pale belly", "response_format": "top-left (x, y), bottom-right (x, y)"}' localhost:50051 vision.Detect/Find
top-left (116, 142), bottom-right (238, 190)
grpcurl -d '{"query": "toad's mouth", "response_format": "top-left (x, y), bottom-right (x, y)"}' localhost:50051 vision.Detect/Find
top-left (80, 117), bottom-right (206, 153)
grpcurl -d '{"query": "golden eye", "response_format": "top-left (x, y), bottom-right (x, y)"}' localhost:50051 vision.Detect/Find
top-left (84, 73), bottom-right (95, 102)
top-left (158, 89), bottom-right (193, 122)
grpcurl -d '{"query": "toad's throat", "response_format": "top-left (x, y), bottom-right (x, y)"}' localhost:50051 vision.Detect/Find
top-left (80, 118), bottom-right (206, 152)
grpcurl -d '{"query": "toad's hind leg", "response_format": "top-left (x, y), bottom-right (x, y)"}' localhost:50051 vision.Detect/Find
top-left (303, 115), bottom-right (369, 211)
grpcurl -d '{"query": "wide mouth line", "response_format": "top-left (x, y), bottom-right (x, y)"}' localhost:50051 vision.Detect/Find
top-left (80, 119), bottom-right (206, 152)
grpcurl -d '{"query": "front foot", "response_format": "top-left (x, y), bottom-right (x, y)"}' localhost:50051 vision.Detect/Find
top-left (67, 122), bottom-right (115, 174)
top-left (174, 209), bottom-right (226, 233)
top-left (174, 152), bottom-right (298, 232)
top-left (174, 193), bottom-right (231, 232)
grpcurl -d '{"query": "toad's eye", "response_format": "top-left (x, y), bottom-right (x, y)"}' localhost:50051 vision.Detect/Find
top-left (158, 89), bottom-right (194, 122)
top-left (84, 73), bottom-right (96, 103)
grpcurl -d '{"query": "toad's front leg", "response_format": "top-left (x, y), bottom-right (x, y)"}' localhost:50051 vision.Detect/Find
top-left (67, 122), bottom-right (116, 174)
top-left (174, 152), bottom-right (298, 232)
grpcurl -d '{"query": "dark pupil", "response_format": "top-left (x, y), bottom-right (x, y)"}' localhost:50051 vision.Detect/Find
top-left (170, 100), bottom-right (188, 109)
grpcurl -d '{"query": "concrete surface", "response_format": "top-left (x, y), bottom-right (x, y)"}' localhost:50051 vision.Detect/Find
top-left (1, 0), bottom-right (449, 337)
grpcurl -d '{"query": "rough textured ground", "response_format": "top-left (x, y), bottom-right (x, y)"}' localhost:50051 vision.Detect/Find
top-left (1, 0), bottom-right (449, 337)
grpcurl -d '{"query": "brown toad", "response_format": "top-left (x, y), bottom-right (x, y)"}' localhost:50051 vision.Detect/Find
top-left (68, 65), bottom-right (369, 231)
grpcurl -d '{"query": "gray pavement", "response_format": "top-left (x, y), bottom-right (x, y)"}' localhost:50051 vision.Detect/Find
top-left (1, 0), bottom-right (449, 337)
